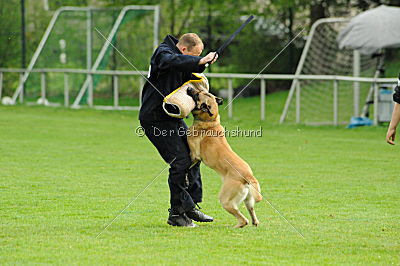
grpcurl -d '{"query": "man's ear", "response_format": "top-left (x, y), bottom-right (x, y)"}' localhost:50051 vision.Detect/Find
top-left (180, 46), bottom-right (188, 55)
top-left (216, 97), bottom-right (223, 105)
top-left (187, 87), bottom-right (199, 102)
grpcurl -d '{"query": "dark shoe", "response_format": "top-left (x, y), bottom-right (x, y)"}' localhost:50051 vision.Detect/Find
top-left (167, 209), bottom-right (197, 227)
top-left (185, 208), bottom-right (214, 222)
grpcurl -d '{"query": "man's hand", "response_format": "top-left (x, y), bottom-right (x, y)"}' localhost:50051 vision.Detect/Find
top-left (386, 127), bottom-right (396, 145)
top-left (199, 52), bottom-right (218, 65)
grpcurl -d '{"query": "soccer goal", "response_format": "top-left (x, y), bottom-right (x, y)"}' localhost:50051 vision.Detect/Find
top-left (280, 18), bottom-right (378, 125)
top-left (11, 6), bottom-right (159, 109)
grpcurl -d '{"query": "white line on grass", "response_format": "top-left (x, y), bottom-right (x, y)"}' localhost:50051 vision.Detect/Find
top-left (96, 158), bottom-right (176, 238)
top-left (223, 28), bottom-right (305, 110)
top-left (224, 158), bottom-right (305, 238)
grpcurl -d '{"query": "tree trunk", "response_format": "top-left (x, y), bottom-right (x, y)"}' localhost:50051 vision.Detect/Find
top-left (170, 0), bottom-right (175, 35)
top-left (310, 0), bottom-right (326, 26)
top-left (206, 0), bottom-right (212, 73)
top-left (389, 0), bottom-right (400, 6)
top-left (20, 0), bottom-right (26, 69)
top-left (288, 7), bottom-right (294, 73)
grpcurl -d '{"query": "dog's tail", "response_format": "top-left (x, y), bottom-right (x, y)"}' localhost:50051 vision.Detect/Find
top-left (249, 179), bottom-right (262, 203)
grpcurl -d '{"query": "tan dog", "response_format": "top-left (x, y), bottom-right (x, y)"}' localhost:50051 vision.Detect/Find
top-left (187, 87), bottom-right (262, 228)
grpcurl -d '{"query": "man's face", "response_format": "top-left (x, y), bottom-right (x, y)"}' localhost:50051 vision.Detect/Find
top-left (179, 44), bottom-right (203, 56)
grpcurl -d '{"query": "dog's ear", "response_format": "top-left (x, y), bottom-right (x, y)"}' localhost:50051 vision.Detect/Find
top-left (187, 87), bottom-right (199, 102)
top-left (215, 97), bottom-right (223, 105)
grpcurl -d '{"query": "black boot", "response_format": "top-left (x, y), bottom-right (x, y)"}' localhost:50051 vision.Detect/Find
top-left (167, 208), bottom-right (197, 227)
top-left (185, 207), bottom-right (214, 222)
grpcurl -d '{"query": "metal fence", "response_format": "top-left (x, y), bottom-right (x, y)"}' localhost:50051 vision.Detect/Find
top-left (0, 68), bottom-right (397, 124)
top-left (11, 6), bottom-right (160, 110)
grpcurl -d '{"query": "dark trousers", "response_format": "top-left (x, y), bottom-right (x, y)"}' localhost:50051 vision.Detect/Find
top-left (140, 119), bottom-right (202, 213)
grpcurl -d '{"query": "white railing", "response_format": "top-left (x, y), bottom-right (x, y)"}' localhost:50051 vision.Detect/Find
top-left (11, 5), bottom-right (160, 106)
top-left (0, 68), bottom-right (397, 124)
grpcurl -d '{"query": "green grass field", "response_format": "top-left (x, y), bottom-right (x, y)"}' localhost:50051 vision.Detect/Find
top-left (1, 92), bottom-right (399, 264)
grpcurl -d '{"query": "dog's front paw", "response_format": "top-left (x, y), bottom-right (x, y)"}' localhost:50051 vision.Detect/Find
top-left (252, 219), bottom-right (260, 227)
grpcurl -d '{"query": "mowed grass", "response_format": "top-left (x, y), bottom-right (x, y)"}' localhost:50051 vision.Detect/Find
top-left (1, 92), bottom-right (399, 264)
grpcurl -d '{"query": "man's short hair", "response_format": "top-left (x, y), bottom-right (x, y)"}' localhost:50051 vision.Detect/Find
top-left (177, 33), bottom-right (203, 51)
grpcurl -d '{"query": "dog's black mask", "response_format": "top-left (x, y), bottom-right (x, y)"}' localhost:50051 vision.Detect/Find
top-left (200, 103), bottom-right (213, 117)
top-left (187, 87), bottom-right (199, 105)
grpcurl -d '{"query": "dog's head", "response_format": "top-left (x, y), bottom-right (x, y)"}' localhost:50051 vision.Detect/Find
top-left (187, 87), bottom-right (223, 121)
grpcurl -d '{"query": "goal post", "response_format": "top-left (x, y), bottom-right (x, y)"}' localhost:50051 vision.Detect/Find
top-left (280, 18), bottom-right (377, 125)
top-left (11, 5), bottom-right (160, 108)
top-left (71, 5), bottom-right (160, 108)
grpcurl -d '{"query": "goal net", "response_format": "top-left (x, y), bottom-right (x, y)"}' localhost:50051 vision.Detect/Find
top-left (280, 18), bottom-right (378, 125)
top-left (14, 6), bottom-right (158, 108)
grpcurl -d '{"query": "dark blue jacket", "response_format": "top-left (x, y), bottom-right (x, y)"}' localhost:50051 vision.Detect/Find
top-left (139, 35), bottom-right (206, 121)
top-left (393, 73), bottom-right (400, 104)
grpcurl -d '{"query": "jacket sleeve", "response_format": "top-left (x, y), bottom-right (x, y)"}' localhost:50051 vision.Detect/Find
top-left (157, 51), bottom-right (206, 73)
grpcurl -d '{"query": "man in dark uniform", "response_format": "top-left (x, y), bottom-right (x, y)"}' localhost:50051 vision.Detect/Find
top-left (139, 33), bottom-right (218, 227)
top-left (386, 72), bottom-right (400, 145)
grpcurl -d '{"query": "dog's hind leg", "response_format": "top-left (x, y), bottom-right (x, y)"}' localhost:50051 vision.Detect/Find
top-left (244, 193), bottom-right (259, 226)
top-left (219, 181), bottom-right (249, 228)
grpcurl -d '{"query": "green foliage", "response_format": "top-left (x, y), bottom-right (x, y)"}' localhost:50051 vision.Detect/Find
top-left (0, 0), bottom-right (21, 68)
top-left (50, 0), bottom-right (88, 9)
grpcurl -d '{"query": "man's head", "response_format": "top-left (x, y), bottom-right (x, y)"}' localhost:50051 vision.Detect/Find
top-left (176, 33), bottom-right (204, 56)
